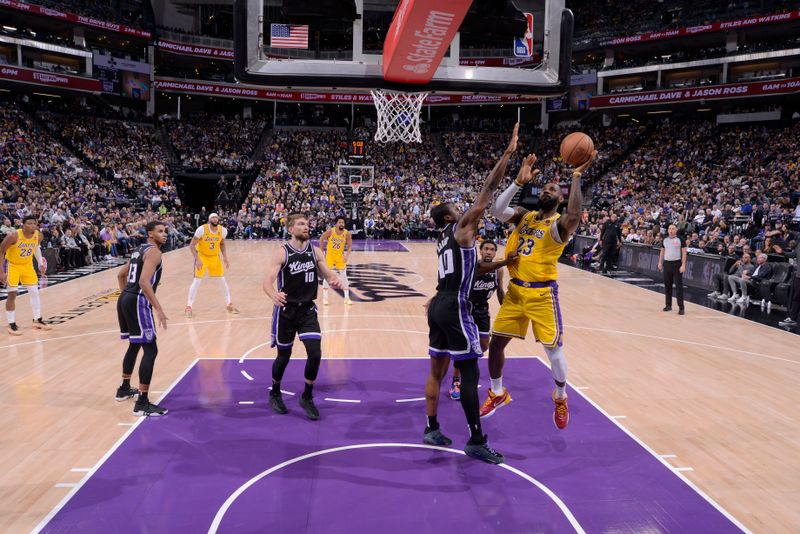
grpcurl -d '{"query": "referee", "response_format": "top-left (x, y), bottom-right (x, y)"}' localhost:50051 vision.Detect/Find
top-left (658, 224), bottom-right (687, 315)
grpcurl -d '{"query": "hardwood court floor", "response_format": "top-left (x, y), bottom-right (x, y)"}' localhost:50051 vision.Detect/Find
top-left (1, 241), bottom-right (798, 533)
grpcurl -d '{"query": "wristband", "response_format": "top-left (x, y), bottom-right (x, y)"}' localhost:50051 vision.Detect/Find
top-left (513, 180), bottom-right (524, 188)
top-left (572, 171), bottom-right (582, 178)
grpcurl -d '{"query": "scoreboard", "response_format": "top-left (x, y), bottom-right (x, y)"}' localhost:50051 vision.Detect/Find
top-left (349, 139), bottom-right (366, 160)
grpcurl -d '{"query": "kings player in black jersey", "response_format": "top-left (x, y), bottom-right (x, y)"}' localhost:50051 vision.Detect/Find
top-left (262, 212), bottom-right (343, 420)
top-left (448, 240), bottom-right (516, 401)
top-left (115, 221), bottom-right (169, 416)
top-left (424, 123), bottom-right (533, 464)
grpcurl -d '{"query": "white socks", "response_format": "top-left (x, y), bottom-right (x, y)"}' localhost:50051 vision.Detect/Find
top-left (544, 345), bottom-right (568, 398)
top-left (26, 285), bottom-right (41, 320)
top-left (219, 277), bottom-right (232, 305)
top-left (490, 377), bottom-right (503, 395)
top-left (187, 278), bottom-right (202, 306)
top-left (6, 310), bottom-right (15, 324)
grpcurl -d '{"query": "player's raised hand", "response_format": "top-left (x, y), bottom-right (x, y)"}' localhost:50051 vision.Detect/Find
top-left (156, 309), bottom-right (168, 330)
top-left (505, 249), bottom-right (520, 265)
top-left (574, 150), bottom-right (598, 174)
top-left (272, 291), bottom-right (287, 307)
top-left (504, 122), bottom-right (520, 155)
top-left (515, 153), bottom-right (540, 186)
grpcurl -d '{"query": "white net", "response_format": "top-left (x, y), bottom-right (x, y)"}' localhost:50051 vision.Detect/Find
top-left (370, 89), bottom-right (428, 143)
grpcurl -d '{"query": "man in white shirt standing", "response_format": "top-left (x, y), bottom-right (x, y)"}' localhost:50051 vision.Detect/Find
top-left (658, 224), bottom-right (687, 315)
top-left (185, 213), bottom-right (239, 318)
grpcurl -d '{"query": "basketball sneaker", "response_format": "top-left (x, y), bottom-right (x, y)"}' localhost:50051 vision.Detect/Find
top-left (184, 306), bottom-right (193, 318)
top-left (133, 400), bottom-right (168, 416)
top-left (423, 428), bottom-right (452, 446)
top-left (299, 396), bottom-right (320, 420)
top-left (32, 318), bottom-right (52, 330)
top-left (479, 387), bottom-right (511, 418)
top-left (323, 298), bottom-right (329, 306)
top-left (344, 298), bottom-right (353, 306)
top-left (552, 389), bottom-right (569, 430)
top-left (227, 303), bottom-right (240, 314)
top-left (449, 378), bottom-right (461, 401)
top-left (7, 323), bottom-right (21, 336)
top-left (269, 394), bottom-right (288, 414)
top-left (115, 385), bottom-right (139, 401)
top-left (464, 436), bottom-right (504, 464)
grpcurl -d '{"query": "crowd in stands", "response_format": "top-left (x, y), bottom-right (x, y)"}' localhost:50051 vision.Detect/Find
top-left (164, 114), bottom-right (267, 172)
top-left (583, 119), bottom-right (800, 265)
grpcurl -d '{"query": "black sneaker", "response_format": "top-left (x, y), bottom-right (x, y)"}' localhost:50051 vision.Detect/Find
top-left (32, 318), bottom-right (52, 331)
top-left (299, 396), bottom-right (320, 421)
top-left (423, 428), bottom-right (453, 446)
top-left (269, 394), bottom-right (288, 414)
top-left (7, 323), bottom-right (21, 336)
top-left (133, 401), bottom-right (168, 416)
top-left (464, 436), bottom-right (504, 464)
top-left (662, 306), bottom-right (672, 312)
top-left (678, 308), bottom-right (685, 315)
top-left (115, 385), bottom-right (139, 401)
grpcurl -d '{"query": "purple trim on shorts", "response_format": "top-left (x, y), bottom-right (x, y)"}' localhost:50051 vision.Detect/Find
top-left (129, 294), bottom-right (155, 344)
top-left (510, 278), bottom-right (558, 289)
top-left (298, 332), bottom-right (321, 340)
top-left (554, 285), bottom-right (564, 347)
top-left (478, 332), bottom-right (491, 339)
top-left (457, 248), bottom-right (482, 359)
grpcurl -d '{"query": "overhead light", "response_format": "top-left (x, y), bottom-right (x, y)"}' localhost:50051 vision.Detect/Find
top-left (631, 117), bottom-right (640, 123)
top-left (697, 108), bottom-right (711, 111)
top-left (0, 88), bottom-right (11, 92)
top-left (3, 25), bottom-right (17, 32)
top-left (646, 110), bottom-right (672, 114)
top-left (33, 92), bottom-right (61, 98)
top-left (618, 113), bottom-right (630, 117)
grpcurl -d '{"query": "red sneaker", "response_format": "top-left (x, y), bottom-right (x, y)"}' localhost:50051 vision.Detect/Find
top-left (552, 389), bottom-right (569, 429)
top-left (479, 387), bottom-right (512, 418)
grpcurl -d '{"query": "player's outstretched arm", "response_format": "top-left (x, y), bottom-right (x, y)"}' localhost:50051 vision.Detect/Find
top-left (313, 246), bottom-right (343, 289)
top-left (455, 123), bottom-right (519, 245)
top-left (491, 153), bottom-right (538, 226)
top-left (262, 247), bottom-right (287, 306)
top-left (475, 249), bottom-right (519, 275)
top-left (557, 151), bottom-right (596, 242)
top-left (139, 248), bottom-right (168, 330)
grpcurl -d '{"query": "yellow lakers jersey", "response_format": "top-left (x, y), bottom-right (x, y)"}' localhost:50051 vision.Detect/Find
top-left (506, 211), bottom-right (566, 282)
top-left (327, 229), bottom-right (348, 258)
top-left (197, 224), bottom-right (222, 256)
top-left (5, 229), bottom-right (38, 265)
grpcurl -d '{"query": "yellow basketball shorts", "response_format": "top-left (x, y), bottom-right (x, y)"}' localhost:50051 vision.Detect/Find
top-left (5, 262), bottom-right (38, 288)
top-left (492, 281), bottom-right (563, 348)
top-left (326, 257), bottom-right (346, 271)
top-left (194, 255), bottom-right (224, 278)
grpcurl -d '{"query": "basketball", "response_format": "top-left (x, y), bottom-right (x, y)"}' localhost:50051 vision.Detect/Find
top-left (560, 132), bottom-right (595, 166)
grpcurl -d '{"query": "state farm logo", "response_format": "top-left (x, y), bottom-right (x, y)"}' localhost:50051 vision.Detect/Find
top-left (401, 10), bottom-right (456, 76)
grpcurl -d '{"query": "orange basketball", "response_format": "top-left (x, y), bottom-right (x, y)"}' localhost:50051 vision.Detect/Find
top-left (560, 132), bottom-right (595, 166)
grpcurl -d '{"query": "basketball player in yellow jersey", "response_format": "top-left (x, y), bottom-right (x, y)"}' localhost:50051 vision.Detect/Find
top-left (479, 150), bottom-right (596, 429)
top-left (0, 215), bottom-right (52, 335)
top-left (185, 213), bottom-right (239, 318)
top-left (319, 216), bottom-right (353, 305)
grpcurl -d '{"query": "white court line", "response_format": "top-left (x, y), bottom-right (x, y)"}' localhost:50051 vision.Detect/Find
top-left (240, 370), bottom-right (254, 381)
top-left (117, 423), bottom-right (134, 427)
top-left (532, 355), bottom-right (751, 534)
top-left (54, 483), bottom-right (77, 488)
top-left (267, 387), bottom-right (295, 396)
top-left (675, 467), bottom-right (695, 472)
top-left (207, 443), bottom-right (586, 534)
top-left (69, 468), bottom-right (91, 473)
top-left (611, 415), bottom-right (627, 419)
top-left (32, 359), bottom-right (199, 534)
top-left (324, 398), bottom-right (361, 403)
top-left (659, 454), bottom-right (678, 459)
top-left (575, 386), bottom-right (589, 390)
top-left (238, 401), bottom-right (255, 405)
top-left (395, 397), bottom-right (426, 403)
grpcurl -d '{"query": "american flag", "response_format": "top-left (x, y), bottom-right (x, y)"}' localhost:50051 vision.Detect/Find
top-left (270, 24), bottom-right (309, 49)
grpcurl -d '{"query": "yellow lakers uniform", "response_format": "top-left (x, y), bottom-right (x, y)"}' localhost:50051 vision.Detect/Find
top-left (492, 211), bottom-right (567, 347)
top-left (5, 229), bottom-right (40, 287)
top-left (194, 224), bottom-right (225, 278)
top-left (326, 229), bottom-right (348, 270)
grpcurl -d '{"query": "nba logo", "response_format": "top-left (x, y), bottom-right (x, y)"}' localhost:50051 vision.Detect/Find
top-left (513, 12), bottom-right (534, 57)
top-left (514, 38), bottom-right (530, 57)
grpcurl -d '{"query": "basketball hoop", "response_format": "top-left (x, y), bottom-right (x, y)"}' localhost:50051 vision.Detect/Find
top-left (351, 181), bottom-right (361, 195)
top-left (371, 89), bottom-right (428, 143)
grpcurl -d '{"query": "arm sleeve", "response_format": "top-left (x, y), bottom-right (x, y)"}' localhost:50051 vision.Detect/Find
top-left (490, 183), bottom-right (520, 222)
top-left (193, 226), bottom-right (204, 239)
top-left (221, 227), bottom-right (228, 239)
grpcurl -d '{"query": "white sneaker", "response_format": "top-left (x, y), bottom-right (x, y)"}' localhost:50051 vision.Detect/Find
top-left (736, 296), bottom-right (747, 304)
top-left (323, 298), bottom-right (329, 306)
top-left (344, 298), bottom-right (353, 306)
top-left (708, 291), bottom-right (719, 298)
top-left (727, 294), bottom-right (739, 302)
